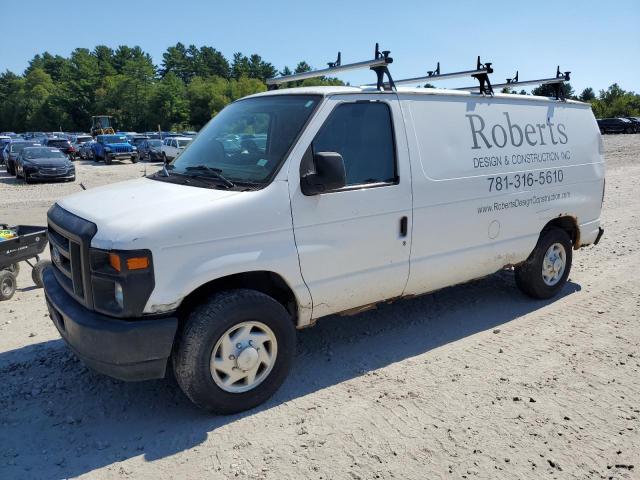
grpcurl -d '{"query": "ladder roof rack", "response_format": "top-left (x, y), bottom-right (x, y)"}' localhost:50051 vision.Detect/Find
top-left (456, 67), bottom-right (571, 99)
top-left (374, 56), bottom-right (494, 94)
top-left (266, 43), bottom-right (395, 91)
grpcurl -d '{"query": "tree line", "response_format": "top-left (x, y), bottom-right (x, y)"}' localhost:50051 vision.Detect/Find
top-left (0, 43), bottom-right (341, 133)
top-left (0, 43), bottom-right (638, 133)
top-left (502, 82), bottom-right (640, 118)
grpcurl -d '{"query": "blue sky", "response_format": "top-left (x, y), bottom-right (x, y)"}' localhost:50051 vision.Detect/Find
top-left (1, 0), bottom-right (639, 95)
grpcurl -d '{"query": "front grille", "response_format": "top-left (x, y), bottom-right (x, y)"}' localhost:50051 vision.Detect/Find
top-left (47, 204), bottom-right (97, 309)
top-left (48, 227), bottom-right (84, 299)
top-left (114, 145), bottom-right (130, 153)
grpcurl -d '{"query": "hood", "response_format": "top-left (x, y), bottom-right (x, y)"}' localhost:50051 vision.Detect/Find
top-left (104, 142), bottom-right (131, 149)
top-left (57, 177), bottom-right (241, 250)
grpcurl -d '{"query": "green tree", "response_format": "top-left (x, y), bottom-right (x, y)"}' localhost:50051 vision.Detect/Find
top-left (531, 82), bottom-right (575, 99)
top-left (149, 72), bottom-right (190, 130)
top-left (579, 87), bottom-right (595, 102)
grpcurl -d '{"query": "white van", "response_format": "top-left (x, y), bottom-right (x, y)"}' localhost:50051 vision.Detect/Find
top-left (43, 83), bottom-right (605, 413)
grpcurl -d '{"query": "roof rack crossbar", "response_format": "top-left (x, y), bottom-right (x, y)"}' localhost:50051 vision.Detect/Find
top-left (372, 56), bottom-right (494, 94)
top-left (265, 43), bottom-right (394, 91)
top-left (456, 67), bottom-right (570, 99)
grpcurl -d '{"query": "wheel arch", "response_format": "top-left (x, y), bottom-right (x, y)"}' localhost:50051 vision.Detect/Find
top-left (542, 215), bottom-right (580, 249)
top-left (176, 270), bottom-right (299, 326)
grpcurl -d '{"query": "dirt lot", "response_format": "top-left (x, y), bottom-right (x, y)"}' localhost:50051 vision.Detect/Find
top-left (1, 138), bottom-right (639, 480)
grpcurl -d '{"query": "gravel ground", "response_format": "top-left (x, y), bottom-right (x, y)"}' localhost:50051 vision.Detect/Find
top-left (0, 137), bottom-right (639, 479)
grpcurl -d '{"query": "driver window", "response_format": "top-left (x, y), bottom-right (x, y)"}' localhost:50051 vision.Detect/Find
top-left (312, 102), bottom-right (397, 187)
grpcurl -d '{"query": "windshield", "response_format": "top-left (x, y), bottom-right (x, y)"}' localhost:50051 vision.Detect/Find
top-left (102, 135), bottom-right (127, 143)
top-left (75, 136), bottom-right (91, 143)
top-left (177, 139), bottom-right (191, 148)
top-left (49, 140), bottom-right (69, 147)
top-left (24, 148), bottom-right (66, 159)
top-left (148, 140), bottom-right (162, 147)
top-left (10, 142), bottom-right (38, 153)
top-left (168, 95), bottom-right (320, 184)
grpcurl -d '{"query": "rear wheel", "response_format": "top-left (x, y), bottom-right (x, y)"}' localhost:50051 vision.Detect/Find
top-left (515, 228), bottom-right (573, 299)
top-left (104, 154), bottom-right (112, 165)
top-left (0, 270), bottom-right (16, 301)
top-left (172, 289), bottom-right (296, 414)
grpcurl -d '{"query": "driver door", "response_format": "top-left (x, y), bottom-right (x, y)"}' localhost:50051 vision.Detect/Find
top-left (288, 95), bottom-right (412, 319)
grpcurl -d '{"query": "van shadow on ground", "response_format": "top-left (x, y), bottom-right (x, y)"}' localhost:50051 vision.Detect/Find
top-left (0, 271), bottom-right (581, 479)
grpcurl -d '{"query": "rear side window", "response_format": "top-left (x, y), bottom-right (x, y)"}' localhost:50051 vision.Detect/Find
top-left (312, 102), bottom-right (397, 186)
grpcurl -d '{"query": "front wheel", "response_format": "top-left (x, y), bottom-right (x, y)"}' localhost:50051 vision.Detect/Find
top-left (515, 228), bottom-right (573, 299)
top-left (172, 289), bottom-right (296, 414)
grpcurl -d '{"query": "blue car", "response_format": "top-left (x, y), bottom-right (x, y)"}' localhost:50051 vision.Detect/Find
top-left (92, 135), bottom-right (138, 164)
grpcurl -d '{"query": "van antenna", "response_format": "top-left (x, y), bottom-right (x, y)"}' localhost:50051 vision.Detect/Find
top-left (456, 66), bottom-right (570, 100)
top-left (266, 43), bottom-right (395, 92)
top-left (377, 56), bottom-right (494, 94)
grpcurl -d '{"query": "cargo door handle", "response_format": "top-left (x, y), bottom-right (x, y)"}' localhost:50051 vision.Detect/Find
top-left (399, 216), bottom-right (408, 237)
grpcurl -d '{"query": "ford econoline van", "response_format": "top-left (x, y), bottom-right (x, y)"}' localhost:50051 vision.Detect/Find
top-left (43, 84), bottom-right (605, 413)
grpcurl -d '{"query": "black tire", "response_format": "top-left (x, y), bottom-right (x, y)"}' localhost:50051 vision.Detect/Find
top-left (172, 289), bottom-right (296, 414)
top-left (0, 270), bottom-right (16, 301)
top-left (4, 263), bottom-right (20, 276)
top-left (515, 228), bottom-right (573, 299)
top-left (7, 162), bottom-right (15, 176)
top-left (31, 260), bottom-right (51, 288)
top-left (104, 154), bottom-right (112, 165)
top-left (131, 155), bottom-right (139, 164)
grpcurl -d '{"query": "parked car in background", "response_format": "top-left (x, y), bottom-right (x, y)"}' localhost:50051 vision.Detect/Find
top-left (78, 140), bottom-right (96, 160)
top-left (93, 134), bottom-right (138, 164)
top-left (24, 132), bottom-right (48, 143)
top-left (15, 146), bottom-right (75, 183)
top-left (3, 141), bottom-right (41, 175)
top-left (624, 117), bottom-right (640, 133)
top-left (138, 139), bottom-right (163, 161)
top-left (130, 136), bottom-right (150, 149)
top-left (161, 136), bottom-right (191, 162)
top-left (0, 137), bottom-right (11, 164)
top-left (70, 135), bottom-right (93, 158)
top-left (43, 138), bottom-right (76, 158)
top-left (597, 118), bottom-right (635, 134)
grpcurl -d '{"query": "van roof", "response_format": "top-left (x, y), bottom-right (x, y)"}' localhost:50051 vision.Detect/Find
top-left (246, 85), bottom-right (588, 106)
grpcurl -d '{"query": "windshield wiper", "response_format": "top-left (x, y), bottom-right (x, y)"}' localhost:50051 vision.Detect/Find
top-left (184, 165), bottom-right (235, 188)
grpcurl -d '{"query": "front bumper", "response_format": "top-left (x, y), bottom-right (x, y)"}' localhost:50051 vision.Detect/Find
top-left (106, 151), bottom-right (138, 159)
top-left (43, 268), bottom-right (178, 381)
top-left (28, 171), bottom-right (75, 180)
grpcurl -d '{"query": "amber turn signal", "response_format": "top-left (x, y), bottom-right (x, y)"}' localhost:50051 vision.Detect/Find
top-left (127, 256), bottom-right (150, 270)
top-left (109, 253), bottom-right (121, 272)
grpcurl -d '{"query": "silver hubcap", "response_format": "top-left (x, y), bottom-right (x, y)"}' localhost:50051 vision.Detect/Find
top-left (542, 242), bottom-right (566, 286)
top-left (210, 321), bottom-right (277, 393)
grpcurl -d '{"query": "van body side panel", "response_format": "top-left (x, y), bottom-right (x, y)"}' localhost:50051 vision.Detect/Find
top-left (400, 94), bottom-right (604, 296)
top-left (287, 94), bottom-right (413, 319)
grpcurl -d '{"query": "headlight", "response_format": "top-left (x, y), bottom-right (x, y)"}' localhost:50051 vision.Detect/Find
top-left (104, 147), bottom-right (111, 152)
top-left (132, 146), bottom-right (137, 151)
top-left (89, 248), bottom-right (155, 318)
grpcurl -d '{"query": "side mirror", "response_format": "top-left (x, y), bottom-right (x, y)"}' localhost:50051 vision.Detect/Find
top-left (301, 152), bottom-right (347, 195)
